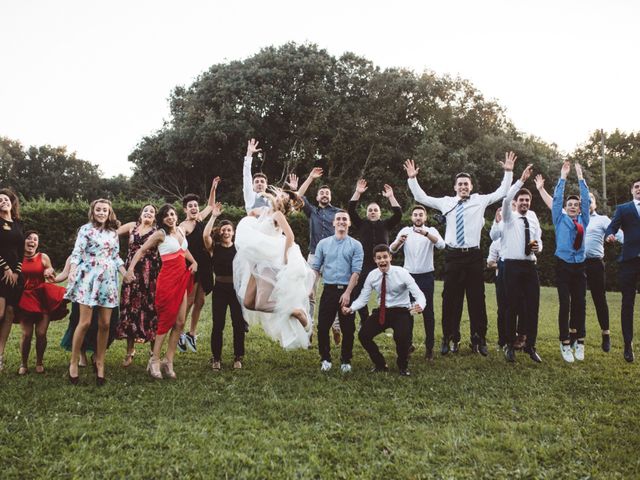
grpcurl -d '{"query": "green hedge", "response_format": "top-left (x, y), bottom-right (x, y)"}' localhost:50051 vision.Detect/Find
top-left (20, 200), bottom-right (624, 290)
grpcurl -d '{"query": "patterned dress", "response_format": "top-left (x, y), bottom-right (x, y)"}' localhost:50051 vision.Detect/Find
top-left (116, 224), bottom-right (160, 342)
top-left (64, 223), bottom-right (124, 308)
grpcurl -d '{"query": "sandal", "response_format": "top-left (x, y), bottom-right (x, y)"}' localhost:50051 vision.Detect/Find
top-left (146, 357), bottom-right (162, 379)
top-left (160, 358), bottom-right (176, 379)
top-left (18, 365), bottom-right (28, 375)
top-left (122, 350), bottom-right (136, 367)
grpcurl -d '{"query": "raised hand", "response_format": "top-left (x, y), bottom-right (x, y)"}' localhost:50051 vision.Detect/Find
top-left (287, 173), bottom-right (299, 191)
top-left (355, 179), bottom-right (368, 195)
top-left (501, 151), bottom-right (517, 171)
top-left (575, 163), bottom-right (584, 180)
top-left (403, 159), bottom-right (419, 178)
top-left (211, 202), bottom-right (223, 217)
top-left (246, 138), bottom-right (261, 156)
top-left (495, 208), bottom-right (502, 223)
top-left (534, 174), bottom-right (546, 191)
top-left (520, 164), bottom-right (533, 183)
top-left (560, 160), bottom-right (571, 179)
top-left (211, 176), bottom-right (220, 191)
top-left (382, 184), bottom-right (395, 198)
top-left (310, 167), bottom-right (324, 179)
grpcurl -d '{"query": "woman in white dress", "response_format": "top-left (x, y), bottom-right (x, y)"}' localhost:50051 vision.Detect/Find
top-left (233, 188), bottom-right (315, 350)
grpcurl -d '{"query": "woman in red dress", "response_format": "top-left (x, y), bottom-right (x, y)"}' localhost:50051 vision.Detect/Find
top-left (124, 204), bottom-right (197, 379)
top-left (15, 231), bottom-right (68, 374)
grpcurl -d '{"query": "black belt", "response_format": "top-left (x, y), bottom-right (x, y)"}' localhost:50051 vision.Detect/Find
top-left (445, 245), bottom-right (479, 252)
top-left (504, 259), bottom-right (536, 264)
top-left (324, 284), bottom-right (348, 290)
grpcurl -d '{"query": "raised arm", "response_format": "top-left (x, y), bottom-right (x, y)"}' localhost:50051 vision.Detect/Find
top-left (534, 174), bottom-right (553, 210)
top-left (348, 179), bottom-right (366, 228)
top-left (296, 167), bottom-right (323, 198)
top-left (502, 164), bottom-right (532, 224)
top-left (404, 159), bottom-right (446, 211)
top-left (382, 184), bottom-right (402, 229)
top-left (203, 202), bottom-right (223, 253)
top-left (576, 163), bottom-right (590, 226)
top-left (552, 161), bottom-right (571, 225)
top-left (117, 221), bottom-right (136, 237)
top-left (199, 176), bottom-right (220, 221)
top-left (484, 151), bottom-right (516, 205)
top-left (243, 139), bottom-right (261, 211)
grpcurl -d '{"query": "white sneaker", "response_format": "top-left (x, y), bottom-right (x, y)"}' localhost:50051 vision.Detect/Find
top-left (574, 343), bottom-right (585, 361)
top-left (340, 363), bottom-right (352, 374)
top-left (320, 360), bottom-right (332, 372)
top-left (560, 343), bottom-right (575, 363)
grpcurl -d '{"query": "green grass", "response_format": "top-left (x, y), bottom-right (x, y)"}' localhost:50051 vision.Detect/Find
top-left (1, 282), bottom-right (639, 479)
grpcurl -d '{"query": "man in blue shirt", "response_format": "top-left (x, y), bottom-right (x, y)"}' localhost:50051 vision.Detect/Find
top-left (311, 211), bottom-right (364, 373)
top-left (605, 178), bottom-right (640, 362)
top-left (552, 161), bottom-right (590, 363)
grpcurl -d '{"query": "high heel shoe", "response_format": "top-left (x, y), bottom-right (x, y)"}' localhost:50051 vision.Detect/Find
top-left (122, 350), bottom-right (136, 367)
top-left (68, 365), bottom-right (79, 385)
top-left (96, 376), bottom-right (106, 386)
top-left (146, 358), bottom-right (162, 379)
top-left (160, 358), bottom-right (176, 379)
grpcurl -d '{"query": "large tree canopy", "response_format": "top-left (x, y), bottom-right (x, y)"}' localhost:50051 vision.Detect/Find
top-left (128, 43), bottom-right (562, 208)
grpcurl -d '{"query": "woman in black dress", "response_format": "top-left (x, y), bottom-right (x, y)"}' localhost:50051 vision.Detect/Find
top-left (0, 188), bottom-right (25, 372)
top-left (203, 203), bottom-right (245, 370)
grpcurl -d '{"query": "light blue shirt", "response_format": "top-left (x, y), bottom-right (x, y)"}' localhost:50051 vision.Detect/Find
top-left (312, 235), bottom-right (363, 285)
top-left (585, 212), bottom-right (623, 259)
top-left (552, 178), bottom-right (590, 263)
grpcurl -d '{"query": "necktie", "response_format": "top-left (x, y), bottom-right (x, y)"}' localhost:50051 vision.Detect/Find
top-left (572, 218), bottom-right (584, 250)
top-left (521, 217), bottom-right (531, 255)
top-left (378, 273), bottom-right (387, 326)
top-left (455, 201), bottom-right (465, 246)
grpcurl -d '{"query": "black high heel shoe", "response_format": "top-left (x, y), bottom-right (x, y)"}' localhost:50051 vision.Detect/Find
top-left (68, 365), bottom-right (79, 385)
top-left (96, 376), bottom-right (106, 386)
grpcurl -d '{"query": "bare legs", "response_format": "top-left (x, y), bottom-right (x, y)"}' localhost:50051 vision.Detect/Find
top-left (0, 298), bottom-right (15, 370)
top-left (70, 305), bottom-right (112, 379)
top-left (19, 315), bottom-right (50, 373)
top-left (151, 292), bottom-right (187, 378)
top-left (186, 283), bottom-right (205, 336)
top-left (244, 274), bottom-right (307, 327)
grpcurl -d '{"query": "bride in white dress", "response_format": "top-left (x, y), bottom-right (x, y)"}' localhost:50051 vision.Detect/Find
top-left (233, 188), bottom-right (315, 350)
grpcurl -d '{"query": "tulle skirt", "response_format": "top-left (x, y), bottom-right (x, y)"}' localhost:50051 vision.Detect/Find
top-left (233, 215), bottom-right (315, 350)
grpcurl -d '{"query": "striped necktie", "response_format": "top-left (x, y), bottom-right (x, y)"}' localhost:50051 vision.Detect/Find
top-left (455, 201), bottom-right (465, 246)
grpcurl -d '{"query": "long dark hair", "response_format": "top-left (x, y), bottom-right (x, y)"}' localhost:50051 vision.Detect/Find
top-left (0, 188), bottom-right (21, 220)
top-left (157, 204), bottom-right (177, 235)
top-left (213, 220), bottom-right (235, 244)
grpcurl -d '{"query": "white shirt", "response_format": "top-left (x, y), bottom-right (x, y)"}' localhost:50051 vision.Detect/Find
top-left (487, 239), bottom-right (501, 265)
top-left (349, 265), bottom-right (426, 312)
top-left (585, 212), bottom-right (623, 259)
top-left (242, 155), bottom-right (263, 213)
top-left (407, 171), bottom-right (513, 248)
top-left (500, 180), bottom-right (542, 261)
top-left (391, 225), bottom-right (445, 274)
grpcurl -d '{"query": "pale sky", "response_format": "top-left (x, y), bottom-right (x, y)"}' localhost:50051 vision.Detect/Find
top-left (1, 0), bottom-right (638, 177)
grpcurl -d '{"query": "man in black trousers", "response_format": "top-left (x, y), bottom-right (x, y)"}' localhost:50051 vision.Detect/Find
top-left (404, 152), bottom-right (516, 356)
top-left (605, 178), bottom-right (640, 362)
top-left (344, 245), bottom-right (425, 376)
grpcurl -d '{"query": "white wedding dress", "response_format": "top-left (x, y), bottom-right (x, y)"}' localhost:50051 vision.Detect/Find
top-left (233, 210), bottom-right (315, 350)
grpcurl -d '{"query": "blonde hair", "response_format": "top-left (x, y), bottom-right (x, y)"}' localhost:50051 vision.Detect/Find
top-left (264, 186), bottom-right (303, 214)
top-left (88, 198), bottom-right (120, 231)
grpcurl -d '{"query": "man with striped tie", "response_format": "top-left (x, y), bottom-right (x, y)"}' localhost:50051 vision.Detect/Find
top-left (404, 152), bottom-right (515, 356)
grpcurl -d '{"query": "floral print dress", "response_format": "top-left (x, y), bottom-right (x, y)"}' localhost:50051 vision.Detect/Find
top-left (64, 223), bottom-right (124, 308)
top-left (116, 224), bottom-right (160, 342)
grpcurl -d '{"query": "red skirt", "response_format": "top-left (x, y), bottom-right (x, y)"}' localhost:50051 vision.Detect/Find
top-left (155, 252), bottom-right (194, 335)
top-left (16, 283), bottom-right (69, 323)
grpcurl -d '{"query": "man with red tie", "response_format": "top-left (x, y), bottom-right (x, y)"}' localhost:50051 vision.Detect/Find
top-left (552, 160), bottom-right (590, 363)
top-left (343, 244), bottom-right (425, 376)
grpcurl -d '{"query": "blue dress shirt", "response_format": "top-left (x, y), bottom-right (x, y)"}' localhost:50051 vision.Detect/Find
top-left (552, 178), bottom-right (590, 263)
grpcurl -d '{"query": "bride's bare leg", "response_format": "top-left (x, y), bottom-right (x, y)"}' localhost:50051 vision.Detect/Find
top-left (291, 308), bottom-right (308, 328)
top-left (243, 274), bottom-right (257, 310)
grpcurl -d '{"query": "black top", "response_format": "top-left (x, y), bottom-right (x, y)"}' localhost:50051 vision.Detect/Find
top-left (185, 220), bottom-right (214, 294)
top-left (348, 201), bottom-right (402, 271)
top-left (212, 244), bottom-right (236, 278)
top-left (0, 218), bottom-right (24, 272)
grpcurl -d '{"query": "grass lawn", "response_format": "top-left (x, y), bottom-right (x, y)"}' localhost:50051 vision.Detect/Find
top-left (0, 281), bottom-right (638, 479)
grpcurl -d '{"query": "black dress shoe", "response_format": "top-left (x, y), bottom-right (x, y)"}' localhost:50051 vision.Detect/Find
top-left (440, 338), bottom-right (450, 355)
top-left (424, 348), bottom-right (434, 361)
top-left (478, 343), bottom-right (489, 357)
top-left (399, 369), bottom-right (411, 376)
top-left (504, 346), bottom-right (516, 362)
top-left (470, 343), bottom-right (479, 354)
top-left (525, 347), bottom-right (542, 363)
top-left (451, 341), bottom-right (460, 354)
top-left (68, 365), bottom-right (79, 385)
top-left (370, 365), bottom-right (389, 373)
top-left (601, 334), bottom-right (611, 353)
top-left (624, 343), bottom-right (634, 363)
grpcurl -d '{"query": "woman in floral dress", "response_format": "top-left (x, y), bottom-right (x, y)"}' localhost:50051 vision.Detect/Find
top-left (116, 204), bottom-right (160, 367)
top-left (64, 199), bottom-right (127, 386)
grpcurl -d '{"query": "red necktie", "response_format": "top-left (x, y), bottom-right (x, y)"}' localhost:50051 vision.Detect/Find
top-left (572, 218), bottom-right (584, 250)
top-left (378, 273), bottom-right (387, 326)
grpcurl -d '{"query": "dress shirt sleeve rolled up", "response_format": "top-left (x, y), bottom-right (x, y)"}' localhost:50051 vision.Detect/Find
top-left (429, 227), bottom-right (446, 249)
top-left (351, 239), bottom-right (364, 274)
